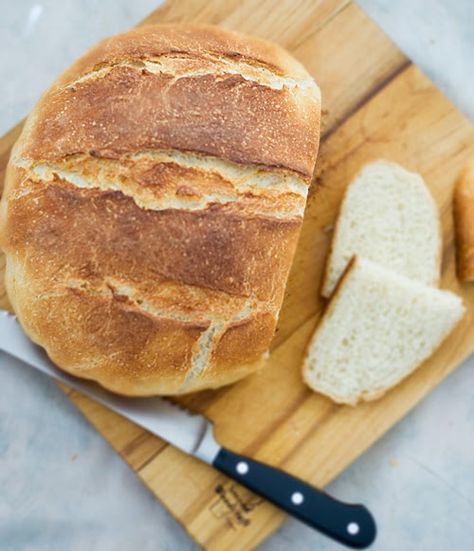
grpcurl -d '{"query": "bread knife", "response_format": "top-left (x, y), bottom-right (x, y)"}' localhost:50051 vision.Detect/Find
top-left (0, 310), bottom-right (376, 548)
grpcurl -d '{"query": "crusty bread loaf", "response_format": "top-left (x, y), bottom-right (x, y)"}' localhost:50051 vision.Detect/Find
top-left (304, 257), bottom-right (464, 405)
top-left (321, 161), bottom-right (441, 298)
top-left (0, 24), bottom-right (321, 395)
top-left (454, 161), bottom-right (474, 282)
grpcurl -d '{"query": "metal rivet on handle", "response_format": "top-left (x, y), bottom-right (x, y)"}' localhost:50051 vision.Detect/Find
top-left (236, 461), bottom-right (249, 475)
top-left (291, 491), bottom-right (304, 505)
top-left (347, 522), bottom-right (360, 535)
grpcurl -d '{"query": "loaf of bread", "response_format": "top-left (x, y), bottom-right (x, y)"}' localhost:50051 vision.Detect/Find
top-left (321, 161), bottom-right (441, 298)
top-left (0, 24), bottom-right (321, 395)
top-left (303, 257), bottom-right (465, 405)
top-left (454, 161), bottom-right (474, 282)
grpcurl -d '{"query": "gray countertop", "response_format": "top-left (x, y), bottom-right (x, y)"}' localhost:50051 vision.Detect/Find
top-left (1, 1), bottom-right (473, 550)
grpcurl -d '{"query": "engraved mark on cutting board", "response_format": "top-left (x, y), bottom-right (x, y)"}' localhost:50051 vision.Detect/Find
top-left (209, 483), bottom-right (263, 530)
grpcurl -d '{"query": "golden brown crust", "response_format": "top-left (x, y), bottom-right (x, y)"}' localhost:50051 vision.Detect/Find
top-left (22, 67), bottom-right (318, 178)
top-left (5, 177), bottom-right (301, 302)
top-left (454, 161), bottom-right (474, 283)
top-left (5, 256), bottom-right (277, 396)
top-left (8, 274), bottom-right (206, 395)
top-left (0, 24), bottom-right (320, 395)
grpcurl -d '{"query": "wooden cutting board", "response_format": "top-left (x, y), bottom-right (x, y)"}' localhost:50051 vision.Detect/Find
top-left (1, 0), bottom-right (473, 548)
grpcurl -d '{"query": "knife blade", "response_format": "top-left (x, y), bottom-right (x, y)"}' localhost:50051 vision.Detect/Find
top-left (0, 309), bottom-right (376, 549)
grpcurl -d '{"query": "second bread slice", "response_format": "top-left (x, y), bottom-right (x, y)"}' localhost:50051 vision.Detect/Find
top-left (304, 257), bottom-right (465, 405)
top-left (321, 161), bottom-right (441, 297)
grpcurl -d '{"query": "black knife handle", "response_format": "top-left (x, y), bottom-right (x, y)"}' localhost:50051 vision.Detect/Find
top-left (213, 447), bottom-right (376, 549)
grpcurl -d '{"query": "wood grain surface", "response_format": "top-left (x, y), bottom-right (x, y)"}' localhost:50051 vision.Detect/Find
top-left (1, 0), bottom-right (473, 549)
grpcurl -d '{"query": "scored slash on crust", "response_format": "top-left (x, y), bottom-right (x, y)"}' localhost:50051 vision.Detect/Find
top-left (12, 152), bottom-right (308, 220)
top-left (66, 53), bottom-right (320, 94)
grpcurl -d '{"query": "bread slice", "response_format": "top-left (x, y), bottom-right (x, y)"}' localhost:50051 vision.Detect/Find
top-left (321, 161), bottom-right (441, 298)
top-left (454, 161), bottom-right (474, 282)
top-left (304, 257), bottom-right (465, 405)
